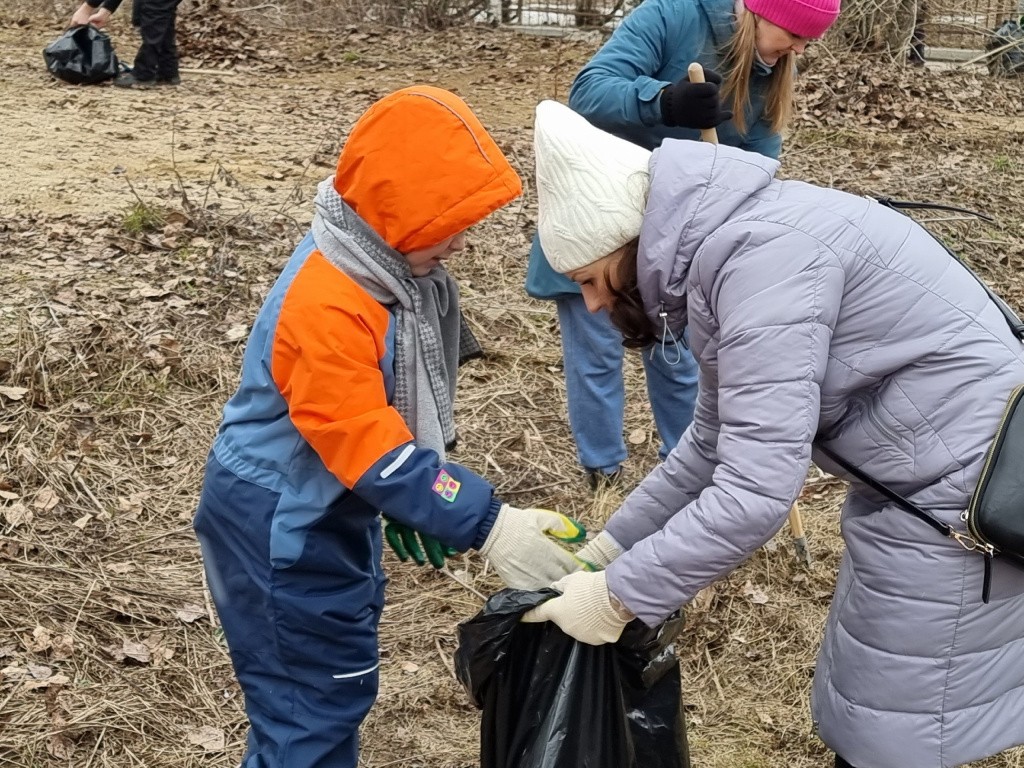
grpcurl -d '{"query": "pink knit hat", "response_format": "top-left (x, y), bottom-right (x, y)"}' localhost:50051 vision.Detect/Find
top-left (745, 0), bottom-right (841, 38)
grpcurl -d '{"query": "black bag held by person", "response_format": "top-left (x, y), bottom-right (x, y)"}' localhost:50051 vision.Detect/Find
top-left (43, 24), bottom-right (121, 85)
top-left (455, 589), bottom-right (690, 768)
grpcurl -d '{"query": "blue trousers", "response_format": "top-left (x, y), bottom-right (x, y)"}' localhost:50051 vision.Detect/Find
top-left (194, 456), bottom-right (384, 768)
top-left (556, 294), bottom-right (699, 473)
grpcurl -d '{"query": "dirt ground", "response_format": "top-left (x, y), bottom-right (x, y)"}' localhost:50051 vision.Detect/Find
top-left (2, 4), bottom-right (1024, 767)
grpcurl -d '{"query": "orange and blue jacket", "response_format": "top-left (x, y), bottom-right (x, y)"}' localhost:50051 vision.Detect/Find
top-left (208, 87), bottom-right (522, 565)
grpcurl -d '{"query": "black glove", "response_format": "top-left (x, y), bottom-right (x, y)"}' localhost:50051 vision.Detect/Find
top-left (659, 68), bottom-right (733, 130)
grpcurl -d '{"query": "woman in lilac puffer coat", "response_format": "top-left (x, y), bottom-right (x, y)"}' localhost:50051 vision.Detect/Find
top-left (524, 100), bottom-right (1024, 768)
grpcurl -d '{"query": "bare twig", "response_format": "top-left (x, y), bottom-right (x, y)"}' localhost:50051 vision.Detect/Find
top-left (435, 637), bottom-right (457, 681)
top-left (441, 566), bottom-right (489, 602)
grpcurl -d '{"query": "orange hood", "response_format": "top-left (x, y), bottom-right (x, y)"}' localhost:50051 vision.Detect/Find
top-left (334, 86), bottom-right (523, 254)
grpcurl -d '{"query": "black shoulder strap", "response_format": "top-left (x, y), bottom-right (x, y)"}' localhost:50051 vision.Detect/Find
top-left (815, 443), bottom-right (952, 538)
top-left (874, 197), bottom-right (995, 222)
top-left (874, 197), bottom-right (1024, 341)
top-left (817, 441), bottom-right (995, 602)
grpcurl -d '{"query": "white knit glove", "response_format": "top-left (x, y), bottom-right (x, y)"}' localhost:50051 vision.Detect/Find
top-left (520, 570), bottom-right (633, 645)
top-left (576, 530), bottom-right (624, 569)
top-left (479, 504), bottom-right (590, 589)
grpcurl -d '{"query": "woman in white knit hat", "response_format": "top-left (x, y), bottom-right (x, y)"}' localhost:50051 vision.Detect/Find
top-left (525, 100), bottom-right (1024, 768)
top-left (525, 0), bottom-right (841, 492)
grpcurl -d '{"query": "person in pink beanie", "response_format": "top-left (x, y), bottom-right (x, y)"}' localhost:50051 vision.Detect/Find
top-left (525, 0), bottom-right (841, 494)
top-left (744, 0), bottom-right (842, 42)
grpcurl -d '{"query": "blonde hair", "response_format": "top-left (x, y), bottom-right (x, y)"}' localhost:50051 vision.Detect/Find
top-left (719, 10), bottom-right (795, 135)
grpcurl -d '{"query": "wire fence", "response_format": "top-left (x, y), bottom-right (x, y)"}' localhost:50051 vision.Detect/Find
top-left (267, 0), bottom-right (1021, 53)
top-left (490, 0), bottom-right (632, 27)
top-left (493, 0), bottom-right (1021, 51)
top-left (926, 0), bottom-right (1021, 48)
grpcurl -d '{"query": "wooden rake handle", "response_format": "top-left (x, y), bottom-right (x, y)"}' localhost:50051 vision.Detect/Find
top-left (787, 502), bottom-right (806, 539)
top-left (687, 62), bottom-right (719, 145)
top-left (788, 500), bottom-right (811, 566)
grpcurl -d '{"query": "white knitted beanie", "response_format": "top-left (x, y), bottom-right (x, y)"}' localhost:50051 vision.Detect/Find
top-left (534, 100), bottom-right (652, 274)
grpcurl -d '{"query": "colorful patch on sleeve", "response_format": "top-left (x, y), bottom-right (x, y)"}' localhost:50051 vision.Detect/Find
top-left (432, 469), bottom-right (461, 502)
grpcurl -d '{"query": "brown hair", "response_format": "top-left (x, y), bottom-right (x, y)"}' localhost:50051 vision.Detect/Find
top-left (606, 238), bottom-right (657, 348)
top-left (719, 10), bottom-right (795, 135)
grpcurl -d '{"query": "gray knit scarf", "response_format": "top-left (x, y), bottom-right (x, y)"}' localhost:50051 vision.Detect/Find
top-left (311, 178), bottom-right (461, 460)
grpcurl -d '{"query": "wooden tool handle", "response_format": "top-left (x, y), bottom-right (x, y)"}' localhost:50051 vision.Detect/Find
top-left (686, 62), bottom-right (719, 145)
top-left (787, 502), bottom-right (805, 539)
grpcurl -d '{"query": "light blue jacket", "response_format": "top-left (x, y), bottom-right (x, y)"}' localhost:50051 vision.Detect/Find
top-left (526, 0), bottom-right (781, 298)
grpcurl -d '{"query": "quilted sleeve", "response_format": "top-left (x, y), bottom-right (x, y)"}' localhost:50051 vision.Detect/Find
top-left (606, 376), bottom-right (721, 548)
top-left (607, 223), bottom-right (845, 625)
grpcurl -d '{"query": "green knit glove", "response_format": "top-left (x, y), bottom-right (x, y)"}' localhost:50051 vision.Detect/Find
top-left (383, 519), bottom-right (457, 569)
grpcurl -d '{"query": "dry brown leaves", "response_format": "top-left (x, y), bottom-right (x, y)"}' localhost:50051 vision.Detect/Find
top-left (796, 53), bottom-right (1024, 132)
top-left (3, 17), bottom-right (1024, 768)
top-left (0, 201), bottom-right (294, 766)
top-left (177, 0), bottom-right (296, 72)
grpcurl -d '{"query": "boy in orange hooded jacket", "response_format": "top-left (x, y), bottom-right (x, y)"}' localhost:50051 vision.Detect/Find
top-left (193, 86), bottom-right (587, 768)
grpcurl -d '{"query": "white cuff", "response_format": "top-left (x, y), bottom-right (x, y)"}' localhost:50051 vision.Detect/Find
top-left (577, 530), bottom-right (624, 569)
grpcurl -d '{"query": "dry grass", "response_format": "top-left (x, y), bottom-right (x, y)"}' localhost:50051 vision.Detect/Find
top-left (3, 13), bottom-right (1024, 768)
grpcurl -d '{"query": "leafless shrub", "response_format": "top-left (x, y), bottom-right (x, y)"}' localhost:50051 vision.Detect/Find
top-left (826, 0), bottom-right (921, 58)
top-left (828, 0), bottom-right (1021, 58)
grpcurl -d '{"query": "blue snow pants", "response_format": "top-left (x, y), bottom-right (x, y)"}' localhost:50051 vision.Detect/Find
top-left (193, 455), bottom-right (385, 768)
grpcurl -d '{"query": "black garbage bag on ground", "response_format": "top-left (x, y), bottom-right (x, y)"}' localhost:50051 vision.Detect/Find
top-left (43, 25), bottom-right (121, 85)
top-left (455, 589), bottom-right (690, 768)
top-left (987, 17), bottom-right (1024, 76)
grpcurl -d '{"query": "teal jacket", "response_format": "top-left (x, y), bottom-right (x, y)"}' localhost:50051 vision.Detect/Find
top-left (526, 0), bottom-right (782, 298)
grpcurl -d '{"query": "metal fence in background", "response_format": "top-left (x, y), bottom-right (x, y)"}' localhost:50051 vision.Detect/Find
top-left (926, 0), bottom-right (1020, 48)
top-left (493, 0), bottom-right (1021, 51)
top-left (487, 0), bottom-right (631, 28)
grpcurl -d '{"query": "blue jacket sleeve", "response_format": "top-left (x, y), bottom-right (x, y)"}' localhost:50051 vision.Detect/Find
top-left (525, 232), bottom-right (580, 299)
top-left (353, 441), bottom-right (502, 552)
top-left (741, 121), bottom-right (782, 159)
top-left (568, 0), bottom-right (698, 131)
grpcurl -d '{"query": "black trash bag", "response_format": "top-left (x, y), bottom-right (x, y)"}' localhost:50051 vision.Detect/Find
top-left (986, 17), bottom-right (1024, 76)
top-left (43, 25), bottom-right (121, 85)
top-left (455, 589), bottom-right (690, 768)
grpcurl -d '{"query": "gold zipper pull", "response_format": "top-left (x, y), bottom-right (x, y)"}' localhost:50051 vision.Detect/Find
top-left (949, 529), bottom-right (983, 552)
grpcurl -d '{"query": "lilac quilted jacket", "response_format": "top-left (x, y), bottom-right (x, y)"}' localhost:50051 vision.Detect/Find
top-left (603, 140), bottom-right (1024, 768)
